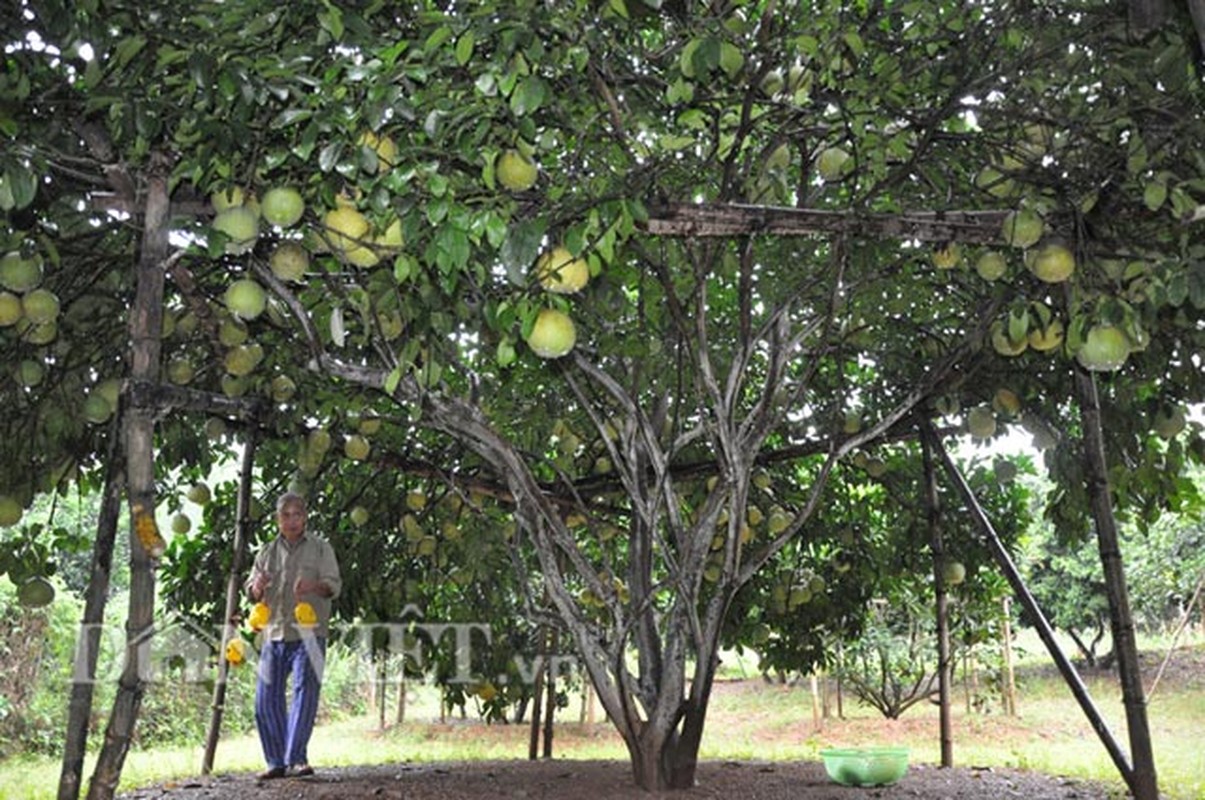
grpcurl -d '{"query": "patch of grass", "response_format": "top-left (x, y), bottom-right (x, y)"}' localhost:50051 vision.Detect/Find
top-left (3, 641), bottom-right (1202, 800)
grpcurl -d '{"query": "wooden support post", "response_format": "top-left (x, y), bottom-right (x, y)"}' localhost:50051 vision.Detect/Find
top-left (922, 424), bottom-right (1137, 792)
top-left (1002, 596), bottom-right (1018, 716)
top-left (921, 426), bottom-right (954, 766)
top-left (201, 428), bottom-right (258, 773)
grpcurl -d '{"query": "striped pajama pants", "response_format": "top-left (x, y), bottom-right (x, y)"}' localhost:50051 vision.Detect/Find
top-left (255, 637), bottom-right (326, 769)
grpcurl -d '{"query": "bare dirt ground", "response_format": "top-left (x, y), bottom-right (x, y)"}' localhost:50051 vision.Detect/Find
top-left (117, 645), bottom-right (1205, 800)
top-left (116, 758), bottom-right (1117, 800)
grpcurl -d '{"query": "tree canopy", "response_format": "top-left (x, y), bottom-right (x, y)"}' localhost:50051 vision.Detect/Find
top-left (2, 0), bottom-right (1204, 796)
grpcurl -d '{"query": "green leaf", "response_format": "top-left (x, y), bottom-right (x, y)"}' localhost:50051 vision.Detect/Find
top-left (272, 109), bottom-right (313, 129)
top-left (1143, 180), bottom-right (1166, 212)
top-left (425, 25), bottom-right (453, 51)
top-left (510, 77), bottom-right (548, 116)
top-left (113, 36), bottom-right (147, 69)
top-left (609, 0), bottom-right (630, 19)
top-left (501, 219), bottom-right (548, 285)
top-left (384, 365), bottom-right (402, 395)
top-left (318, 142), bottom-right (343, 173)
top-left (719, 42), bottom-right (744, 79)
top-left (5, 166), bottom-right (36, 210)
top-left (318, 5), bottom-right (344, 39)
top-left (455, 31), bottom-right (475, 66)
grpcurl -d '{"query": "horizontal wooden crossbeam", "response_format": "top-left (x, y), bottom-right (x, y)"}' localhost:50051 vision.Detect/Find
top-left (643, 202), bottom-right (1012, 245)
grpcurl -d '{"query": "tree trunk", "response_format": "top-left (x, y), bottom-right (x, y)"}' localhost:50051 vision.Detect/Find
top-left (86, 151), bottom-right (172, 800)
top-left (202, 429), bottom-right (258, 773)
top-left (57, 439), bottom-right (126, 800)
top-left (1073, 369), bottom-right (1160, 800)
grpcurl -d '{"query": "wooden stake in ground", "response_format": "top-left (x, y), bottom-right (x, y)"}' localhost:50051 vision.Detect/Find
top-left (921, 424), bottom-right (954, 768)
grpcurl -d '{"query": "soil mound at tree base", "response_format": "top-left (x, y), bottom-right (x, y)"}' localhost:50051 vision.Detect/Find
top-left (116, 758), bottom-right (1118, 799)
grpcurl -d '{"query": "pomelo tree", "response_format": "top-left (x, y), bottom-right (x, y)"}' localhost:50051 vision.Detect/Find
top-left (2, 1), bottom-right (1203, 798)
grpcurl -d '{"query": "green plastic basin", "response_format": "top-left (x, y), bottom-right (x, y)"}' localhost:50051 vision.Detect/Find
top-left (819, 746), bottom-right (910, 787)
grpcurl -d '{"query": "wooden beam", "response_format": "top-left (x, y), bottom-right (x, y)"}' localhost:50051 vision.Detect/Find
top-left (643, 202), bottom-right (1011, 245)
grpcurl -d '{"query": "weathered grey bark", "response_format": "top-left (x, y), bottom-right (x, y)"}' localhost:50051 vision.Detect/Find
top-left (201, 428), bottom-right (259, 773)
top-left (644, 202), bottom-right (1013, 244)
top-left (1072, 369), bottom-right (1159, 800)
top-left (57, 423), bottom-right (126, 800)
top-left (86, 151), bottom-right (172, 800)
top-left (923, 426), bottom-right (1137, 793)
top-left (920, 425), bottom-right (953, 768)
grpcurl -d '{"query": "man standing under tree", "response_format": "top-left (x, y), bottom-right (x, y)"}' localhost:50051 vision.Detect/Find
top-left (245, 492), bottom-right (342, 780)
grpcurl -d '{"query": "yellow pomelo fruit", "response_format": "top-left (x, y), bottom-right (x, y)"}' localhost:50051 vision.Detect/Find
top-left (358, 131), bottom-right (398, 173)
top-left (248, 602), bottom-right (271, 632)
top-left (526, 308), bottom-right (577, 359)
top-left (990, 322), bottom-right (1028, 356)
top-left (1029, 243), bottom-right (1075, 283)
top-left (167, 358), bottom-right (195, 385)
top-left (496, 149), bottom-right (538, 191)
top-left (932, 243), bottom-right (960, 269)
top-left (1027, 319), bottom-right (1065, 351)
top-left (374, 217), bottom-right (404, 249)
top-left (260, 186), bottom-right (305, 228)
top-left (170, 513), bottom-right (192, 535)
top-left (16, 359), bottom-right (44, 387)
top-left (225, 638), bottom-right (247, 665)
top-left (0, 291), bottom-right (22, 326)
top-left (344, 434), bottom-right (371, 460)
top-left (294, 602), bottom-right (317, 626)
top-left (269, 242), bottom-right (309, 283)
top-left (534, 246), bottom-right (589, 294)
top-left (322, 207), bottom-right (370, 254)
top-left (350, 505), bottom-right (370, 526)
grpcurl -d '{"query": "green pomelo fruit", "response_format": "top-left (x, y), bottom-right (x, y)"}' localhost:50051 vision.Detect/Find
top-left (167, 358), bottom-right (195, 385)
top-left (224, 278), bottom-right (267, 320)
top-left (16, 359), bottom-right (44, 387)
top-left (212, 207), bottom-right (260, 254)
top-left (261, 187), bottom-right (305, 228)
top-left (210, 186), bottom-right (246, 212)
top-left (18, 576), bottom-right (55, 607)
top-left (967, 405), bottom-right (997, 438)
top-left (186, 482), bottom-right (211, 505)
top-left (975, 251), bottom-right (1008, 281)
top-left (816, 147), bottom-right (850, 181)
top-left (0, 251), bottom-right (43, 292)
top-left (1029, 243), bottom-right (1075, 283)
top-left (224, 342), bottom-right (264, 376)
top-left (1001, 209), bottom-right (1043, 248)
top-left (269, 242), bottom-right (310, 282)
top-left (0, 494), bottom-right (24, 527)
top-left (21, 288), bottom-right (60, 324)
top-left (83, 392), bottom-right (113, 424)
top-left (1076, 325), bottom-right (1130, 372)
